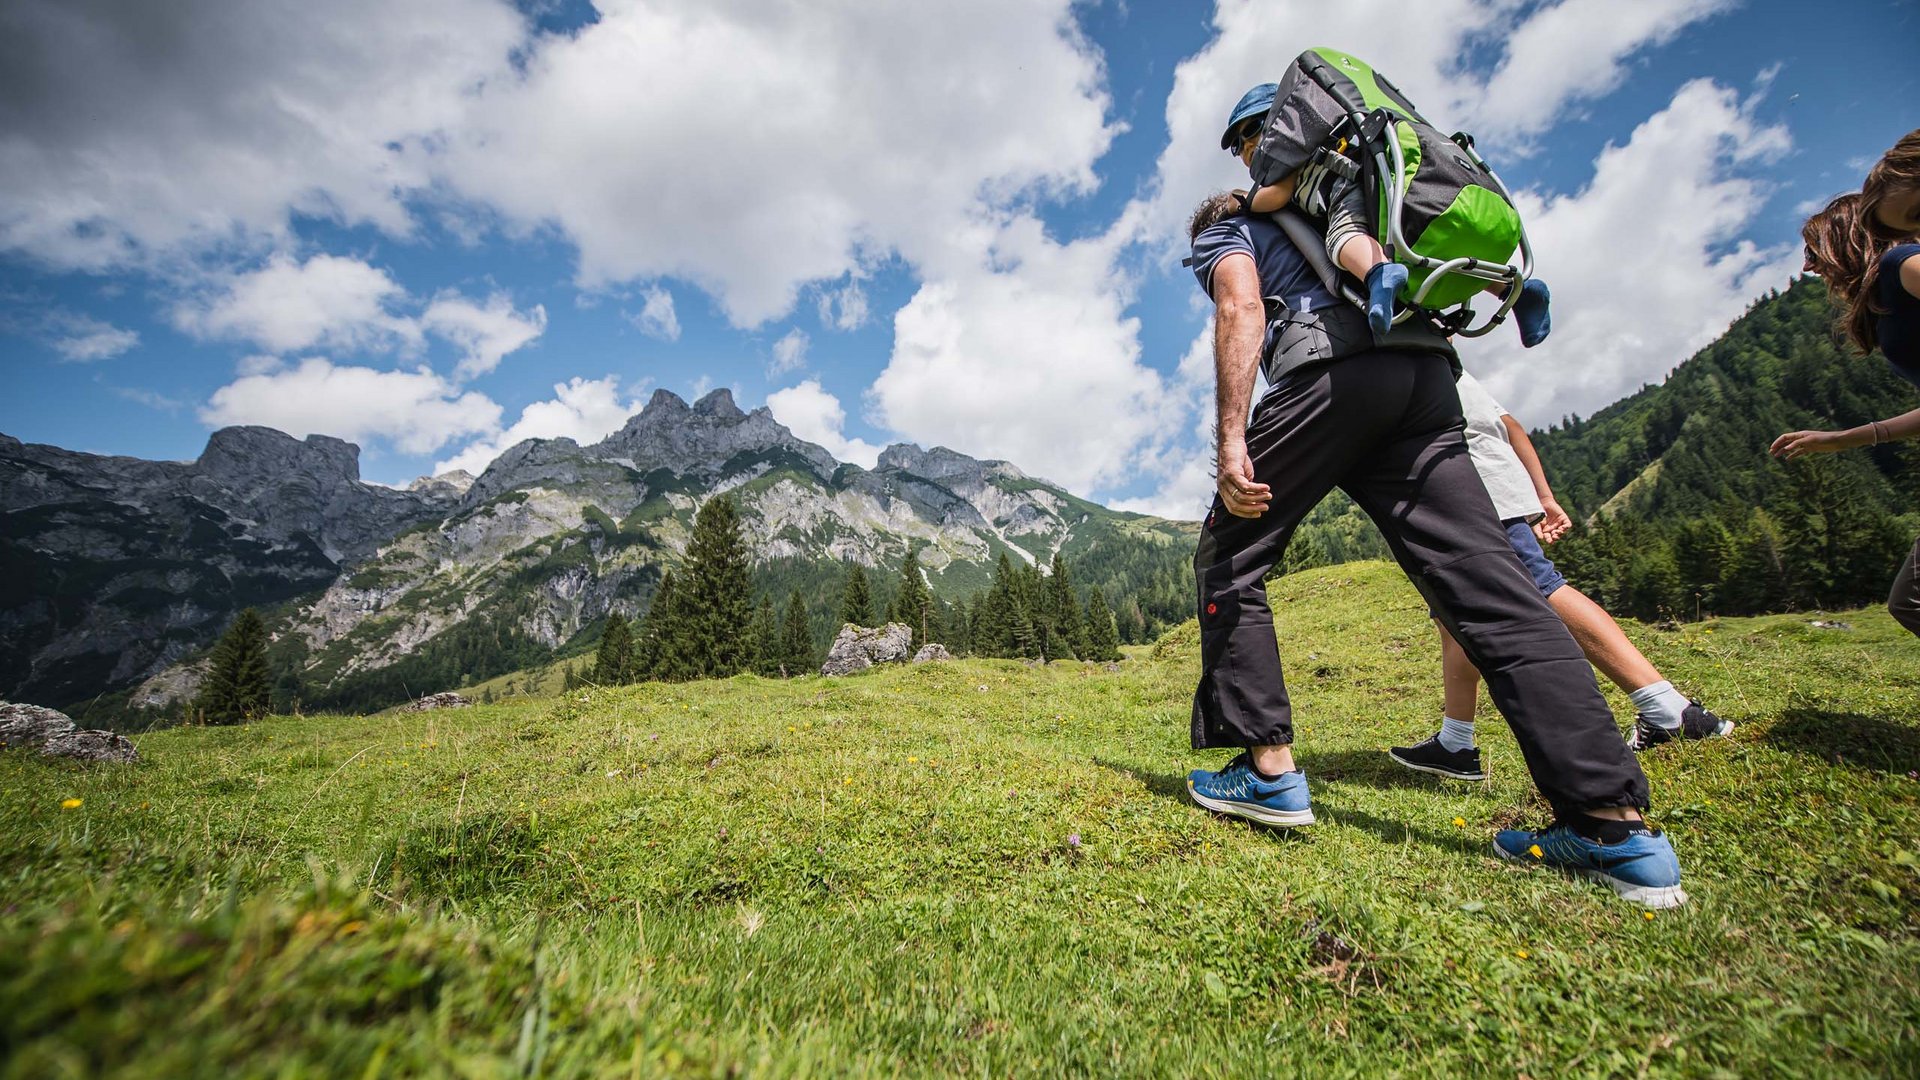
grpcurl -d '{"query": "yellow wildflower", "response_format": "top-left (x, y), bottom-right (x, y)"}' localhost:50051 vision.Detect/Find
top-left (1643, 911), bottom-right (1655, 921)
top-left (1516, 950), bottom-right (1530, 959)
top-left (907, 756), bottom-right (919, 764)
top-left (60, 798), bottom-right (82, 810)
top-left (1452, 817), bottom-right (1466, 828)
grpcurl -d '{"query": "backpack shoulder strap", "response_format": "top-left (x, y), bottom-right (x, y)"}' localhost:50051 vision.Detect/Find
top-left (1265, 209), bottom-right (1360, 306)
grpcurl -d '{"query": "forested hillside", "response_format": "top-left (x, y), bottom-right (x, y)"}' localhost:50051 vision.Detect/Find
top-left (1276, 277), bottom-right (1920, 621)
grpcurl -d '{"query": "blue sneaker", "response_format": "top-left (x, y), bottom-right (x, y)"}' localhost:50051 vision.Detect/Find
top-left (1365, 263), bottom-right (1408, 340)
top-left (1493, 823), bottom-right (1687, 909)
top-left (1187, 752), bottom-right (1315, 827)
top-left (1514, 277), bottom-right (1551, 348)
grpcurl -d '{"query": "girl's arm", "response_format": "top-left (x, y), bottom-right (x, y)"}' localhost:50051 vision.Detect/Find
top-left (1771, 406), bottom-right (1920, 459)
top-left (1244, 174), bottom-right (1299, 215)
top-left (1499, 413), bottom-right (1572, 543)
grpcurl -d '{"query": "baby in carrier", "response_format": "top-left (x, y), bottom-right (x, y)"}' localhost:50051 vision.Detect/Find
top-left (1223, 50), bottom-right (1552, 348)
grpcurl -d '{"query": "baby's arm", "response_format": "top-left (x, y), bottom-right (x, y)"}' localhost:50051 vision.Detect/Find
top-left (1245, 174), bottom-right (1298, 214)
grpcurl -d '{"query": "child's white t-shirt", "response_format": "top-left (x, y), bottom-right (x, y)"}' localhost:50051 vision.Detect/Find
top-left (1454, 371), bottom-right (1543, 523)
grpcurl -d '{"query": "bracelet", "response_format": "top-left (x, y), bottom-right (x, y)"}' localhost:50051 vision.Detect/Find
top-left (1873, 420), bottom-right (1888, 445)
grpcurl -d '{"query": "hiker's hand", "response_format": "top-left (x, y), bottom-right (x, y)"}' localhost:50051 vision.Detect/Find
top-left (1770, 428), bottom-right (1859, 460)
top-left (1217, 441), bottom-right (1271, 518)
top-left (1534, 499), bottom-right (1571, 544)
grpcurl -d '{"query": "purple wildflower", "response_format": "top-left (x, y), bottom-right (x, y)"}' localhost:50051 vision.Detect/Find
top-left (1067, 833), bottom-right (1082, 849)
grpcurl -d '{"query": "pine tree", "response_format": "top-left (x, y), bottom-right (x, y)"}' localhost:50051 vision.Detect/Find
top-left (1083, 590), bottom-right (1123, 662)
top-left (840, 564), bottom-right (875, 627)
top-left (1047, 553), bottom-right (1082, 660)
top-left (781, 591), bottom-right (814, 676)
top-left (676, 495), bottom-right (757, 678)
top-left (889, 547), bottom-right (933, 648)
top-left (631, 571), bottom-right (679, 682)
top-left (196, 608), bottom-right (271, 724)
top-left (592, 613), bottom-right (634, 685)
top-left (751, 594), bottom-right (780, 676)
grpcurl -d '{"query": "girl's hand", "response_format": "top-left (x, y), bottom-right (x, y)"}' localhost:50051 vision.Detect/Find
top-left (1534, 498), bottom-right (1572, 544)
top-left (1770, 429), bottom-right (1863, 460)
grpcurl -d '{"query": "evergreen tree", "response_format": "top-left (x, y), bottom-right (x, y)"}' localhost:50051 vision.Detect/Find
top-left (1046, 553), bottom-right (1083, 659)
top-left (889, 547), bottom-right (934, 647)
top-left (840, 564), bottom-right (875, 627)
top-left (196, 608), bottom-right (271, 724)
top-left (751, 594), bottom-right (781, 676)
top-left (674, 495), bottom-right (757, 678)
top-left (780, 591), bottom-right (815, 676)
top-left (1083, 590), bottom-right (1123, 662)
top-left (631, 571), bottom-right (679, 682)
top-left (592, 612), bottom-right (634, 685)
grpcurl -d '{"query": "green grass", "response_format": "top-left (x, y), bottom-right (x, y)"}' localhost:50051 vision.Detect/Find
top-left (4, 561), bottom-right (1917, 1077)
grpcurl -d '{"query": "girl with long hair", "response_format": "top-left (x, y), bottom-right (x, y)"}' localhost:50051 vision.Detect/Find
top-left (1771, 129), bottom-right (1920, 634)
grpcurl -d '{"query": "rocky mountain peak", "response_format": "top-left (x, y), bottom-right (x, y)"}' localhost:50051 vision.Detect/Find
top-left (692, 387), bottom-right (744, 419)
top-left (198, 426), bottom-right (360, 489)
top-left (596, 388), bottom-right (835, 478)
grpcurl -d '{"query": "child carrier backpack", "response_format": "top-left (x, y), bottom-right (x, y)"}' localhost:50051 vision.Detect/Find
top-left (1249, 47), bottom-right (1534, 337)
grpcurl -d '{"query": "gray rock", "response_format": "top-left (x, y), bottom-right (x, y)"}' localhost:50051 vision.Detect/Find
top-left (41, 729), bottom-right (139, 764)
top-left (402, 692), bottom-right (473, 712)
top-left (911, 643), bottom-right (952, 663)
top-left (0, 702), bottom-right (76, 747)
top-left (821, 623), bottom-right (914, 676)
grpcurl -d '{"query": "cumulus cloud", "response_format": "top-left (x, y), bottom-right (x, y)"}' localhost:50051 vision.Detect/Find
top-left (1461, 79), bottom-right (1798, 423)
top-left (434, 0), bottom-right (1117, 325)
top-left (423, 291), bottom-right (548, 379)
top-left (0, 0), bottom-right (523, 269)
top-left (49, 313), bottom-right (139, 362)
top-left (870, 216), bottom-right (1171, 495)
top-left (434, 374), bottom-right (647, 477)
top-left (174, 253), bottom-right (545, 376)
top-left (199, 357), bottom-right (501, 455)
top-left (630, 286), bottom-right (681, 341)
top-left (769, 329), bottom-right (809, 376)
top-left (816, 280), bottom-right (870, 331)
top-left (1106, 328), bottom-right (1223, 521)
top-left (765, 379), bottom-right (883, 469)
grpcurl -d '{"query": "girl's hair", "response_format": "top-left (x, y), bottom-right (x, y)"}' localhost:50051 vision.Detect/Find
top-left (1802, 192), bottom-right (1882, 354)
top-left (1188, 191), bottom-right (1244, 241)
top-left (1811, 130), bottom-right (1920, 354)
top-left (1862, 128), bottom-right (1920, 242)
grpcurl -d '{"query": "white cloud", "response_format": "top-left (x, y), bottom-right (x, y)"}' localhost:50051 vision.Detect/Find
top-left (199, 357), bottom-right (501, 455)
top-left (434, 374), bottom-right (647, 477)
top-left (434, 0), bottom-right (1117, 325)
top-left (769, 329), bottom-right (809, 376)
top-left (423, 291), bottom-right (547, 379)
top-left (1462, 79), bottom-right (1798, 424)
top-left (174, 253), bottom-right (419, 355)
top-left (1106, 328), bottom-right (1222, 521)
top-left (765, 379), bottom-right (883, 470)
top-left (870, 216), bottom-right (1172, 495)
top-left (235, 354), bottom-right (283, 376)
top-left (50, 314), bottom-right (138, 362)
top-left (630, 286), bottom-right (681, 341)
top-left (816, 280), bottom-right (870, 330)
top-left (109, 385), bottom-right (182, 412)
top-left (0, 0), bottom-right (523, 269)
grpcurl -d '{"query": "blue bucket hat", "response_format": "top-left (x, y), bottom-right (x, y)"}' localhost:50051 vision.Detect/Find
top-left (1220, 82), bottom-right (1278, 150)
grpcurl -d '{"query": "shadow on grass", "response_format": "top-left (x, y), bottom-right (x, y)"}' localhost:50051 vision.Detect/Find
top-left (1093, 758), bottom-right (1310, 844)
top-left (1764, 708), bottom-right (1920, 776)
top-left (1297, 747), bottom-right (1447, 791)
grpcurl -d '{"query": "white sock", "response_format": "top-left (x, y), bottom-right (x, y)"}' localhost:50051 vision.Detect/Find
top-left (1437, 715), bottom-right (1476, 752)
top-left (1628, 680), bottom-right (1690, 729)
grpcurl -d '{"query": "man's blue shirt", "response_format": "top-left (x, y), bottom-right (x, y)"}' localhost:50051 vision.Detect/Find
top-left (1189, 213), bottom-right (1339, 314)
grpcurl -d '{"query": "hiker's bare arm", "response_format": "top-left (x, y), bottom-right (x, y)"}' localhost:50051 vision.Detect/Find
top-left (1501, 413), bottom-right (1570, 542)
top-left (1210, 252), bottom-right (1271, 518)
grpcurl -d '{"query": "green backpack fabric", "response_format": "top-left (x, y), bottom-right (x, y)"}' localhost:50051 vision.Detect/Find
top-left (1249, 47), bottom-right (1525, 312)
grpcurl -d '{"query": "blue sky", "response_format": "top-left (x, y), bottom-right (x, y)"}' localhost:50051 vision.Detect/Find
top-left (2, 0), bottom-right (1914, 518)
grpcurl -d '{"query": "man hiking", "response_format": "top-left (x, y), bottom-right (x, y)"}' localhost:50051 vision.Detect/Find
top-left (1180, 180), bottom-right (1686, 906)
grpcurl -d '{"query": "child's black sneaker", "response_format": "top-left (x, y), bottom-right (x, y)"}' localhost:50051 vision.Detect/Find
top-left (1628, 701), bottom-right (1733, 751)
top-left (1386, 734), bottom-right (1485, 781)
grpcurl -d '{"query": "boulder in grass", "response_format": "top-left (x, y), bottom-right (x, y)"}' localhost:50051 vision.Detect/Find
top-left (402, 692), bottom-right (473, 712)
top-left (820, 623), bottom-right (913, 676)
top-left (911, 644), bottom-right (952, 664)
top-left (0, 702), bottom-right (77, 748)
top-left (41, 730), bottom-right (140, 764)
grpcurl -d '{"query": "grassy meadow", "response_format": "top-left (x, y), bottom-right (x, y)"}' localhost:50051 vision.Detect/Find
top-left (3, 561), bottom-right (1918, 1077)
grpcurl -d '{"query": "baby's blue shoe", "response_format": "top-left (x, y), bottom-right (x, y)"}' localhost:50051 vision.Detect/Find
top-left (1187, 752), bottom-right (1315, 827)
top-left (1494, 822), bottom-right (1687, 909)
top-left (1514, 277), bottom-right (1552, 348)
top-left (1365, 262), bottom-right (1408, 340)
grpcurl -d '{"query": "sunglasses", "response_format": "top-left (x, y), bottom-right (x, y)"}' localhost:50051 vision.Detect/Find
top-left (1227, 120), bottom-right (1261, 156)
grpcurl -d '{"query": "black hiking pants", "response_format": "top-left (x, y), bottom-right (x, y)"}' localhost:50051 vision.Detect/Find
top-left (1191, 348), bottom-right (1650, 817)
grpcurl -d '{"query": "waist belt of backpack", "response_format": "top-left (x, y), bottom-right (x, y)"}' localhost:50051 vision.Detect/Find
top-left (1259, 209), bottom-right (1456, 384)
